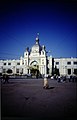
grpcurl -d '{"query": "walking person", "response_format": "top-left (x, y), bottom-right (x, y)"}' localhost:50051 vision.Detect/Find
top-left (43, 74), bottom-right (49, 89)
top-left (58, 76), bottom-right (61, 82)
top-left (3, 74), bottom-right (9, 83)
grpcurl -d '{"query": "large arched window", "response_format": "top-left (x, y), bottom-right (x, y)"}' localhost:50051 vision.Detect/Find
top-left (30, 61), bottom-right (38, 66)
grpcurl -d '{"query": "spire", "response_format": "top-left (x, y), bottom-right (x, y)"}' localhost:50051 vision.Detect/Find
top-left (35, 33), bottom-right (39, 45)
top-left (37, 32), bottom-right (39, 38)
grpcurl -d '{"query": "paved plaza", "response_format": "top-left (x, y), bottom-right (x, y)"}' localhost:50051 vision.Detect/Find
top-left (1, 78), bottom-right (77, 120)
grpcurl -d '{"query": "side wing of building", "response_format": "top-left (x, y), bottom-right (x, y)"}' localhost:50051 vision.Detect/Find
top-left (54, 58), bottom-right (77, 76)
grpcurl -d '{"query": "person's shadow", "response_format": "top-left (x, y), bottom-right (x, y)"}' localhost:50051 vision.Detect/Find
top-left (44, 87), bottom-right (55, 89)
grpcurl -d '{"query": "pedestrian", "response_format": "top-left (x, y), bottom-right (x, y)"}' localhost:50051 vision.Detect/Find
top-left (43, 74), bottom-right (49, 89)
top-left (3, 74), bottom-right (9, 83)
top-left (3, 74), bottom-right (5, 81)
top-left (58, 76), bottom-right (61, 82)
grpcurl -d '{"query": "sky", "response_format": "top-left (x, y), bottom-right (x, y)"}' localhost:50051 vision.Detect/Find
top-left (0, 0), bottom-right (77, 59)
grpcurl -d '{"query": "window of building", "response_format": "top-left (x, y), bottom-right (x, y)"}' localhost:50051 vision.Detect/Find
top-left (73, 61), bottom-right (77, 65)
top-left (4, 63), bottom-right (6, 65)
top-left (22, 69), bottom-right (23, 74)
top-left (8, 63), bottom-right (11, 65)
top-left (42, 59), bottom-right (44, 64)
top-left (20, 69), bottom-right (23, 74)
top-left (17, 62), bottom-right (20, 65)
top-left (3, 69), bottom-right (6, 73)
top-left (16, 69), bottom-right (19, 73)
top-left (56, 69), bottom-right (60, 76)
top-left (74, 69), bottom-right (77, 75)
top-left (67, 62), bottom-right (71, 65)
top-left (56, 62), bottom-right (59, 65)
top-left (42, 62), bottom-right (44, 64)
top-left (67, 69), bottom-right (71, 75)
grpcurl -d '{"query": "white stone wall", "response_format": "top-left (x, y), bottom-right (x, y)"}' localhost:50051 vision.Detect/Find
top-left (48, 56), bottom-right (52, 75)
top-left (0, 57), bottom-right (77, 76)
top-left (54, 58), bottom-right (77, 76)
top-left (0, 37), bottom-right (77, 76)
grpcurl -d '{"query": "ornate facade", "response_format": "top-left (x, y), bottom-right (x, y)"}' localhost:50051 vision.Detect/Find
top-left (0, 36), bottom-right (77, 76)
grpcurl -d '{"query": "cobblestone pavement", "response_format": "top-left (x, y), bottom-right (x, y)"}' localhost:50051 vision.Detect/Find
top-left (1, 78), bottom-right (77, 120)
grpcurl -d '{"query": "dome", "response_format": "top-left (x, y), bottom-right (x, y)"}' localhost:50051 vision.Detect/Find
top-left (31, 44), bottom-right (42, 53)
top-left (31, 37), bottom-right (42, 53)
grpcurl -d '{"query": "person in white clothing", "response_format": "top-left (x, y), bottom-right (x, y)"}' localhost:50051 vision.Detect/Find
top-left (43, 74), bottom-right (49, 89)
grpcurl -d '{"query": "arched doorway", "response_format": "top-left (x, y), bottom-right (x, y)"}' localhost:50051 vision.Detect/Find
top-left (7, 69), bottom-right (13, 75)
top-left (29, 61), bottom-right (40, 78)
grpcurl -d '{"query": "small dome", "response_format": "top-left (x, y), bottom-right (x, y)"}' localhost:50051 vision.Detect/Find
top-left (36, 37), bottom-right (39, 40)
top-left (42, 45), bottom-right (45, 50)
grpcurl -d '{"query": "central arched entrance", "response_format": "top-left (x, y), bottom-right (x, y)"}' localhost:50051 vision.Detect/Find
top-left (29, 61), bottom-right (40, 78)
